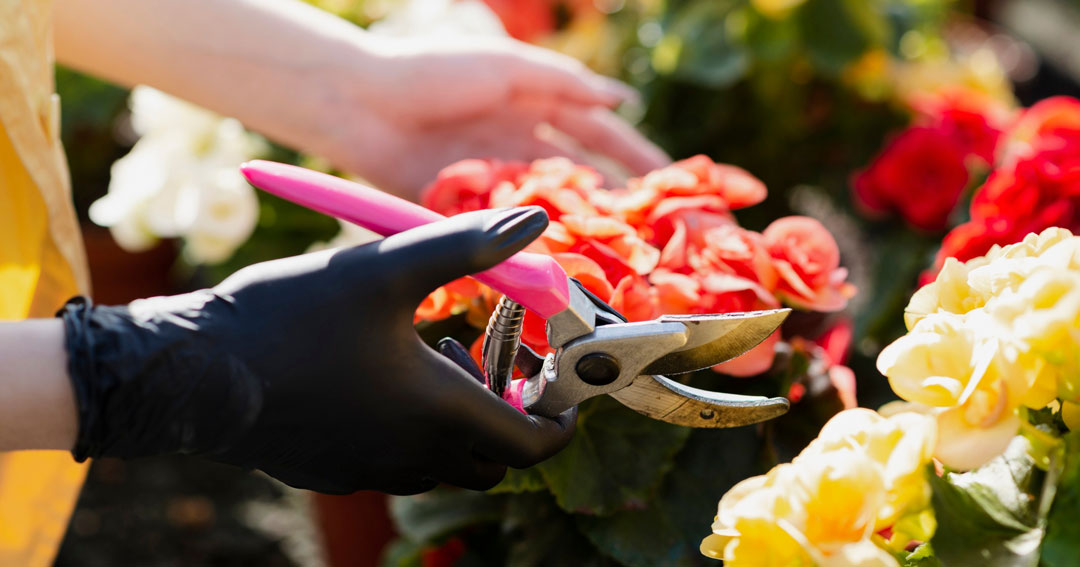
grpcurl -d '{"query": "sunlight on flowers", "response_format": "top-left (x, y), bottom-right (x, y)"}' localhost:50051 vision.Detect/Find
top-left (881, 227), bottom-right (1080, 470)
top-left (418, 155), bottom-right (855, 377)
top-left (702, 408), bottom-right (937, 566)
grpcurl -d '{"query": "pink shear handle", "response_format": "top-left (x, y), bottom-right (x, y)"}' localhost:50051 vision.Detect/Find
top-left (240, 160), bottom-right (570, 319)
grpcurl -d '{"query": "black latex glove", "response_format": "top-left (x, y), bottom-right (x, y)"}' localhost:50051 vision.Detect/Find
top-left (58, 206), bottom-right (576, 495)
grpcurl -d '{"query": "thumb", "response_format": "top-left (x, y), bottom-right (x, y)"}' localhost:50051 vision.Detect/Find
top-left (364, 206), bottom-right (549, 301)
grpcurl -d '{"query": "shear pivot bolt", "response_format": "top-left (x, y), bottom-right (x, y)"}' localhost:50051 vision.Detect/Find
top-left (576, 353), bottom-right (621, 386)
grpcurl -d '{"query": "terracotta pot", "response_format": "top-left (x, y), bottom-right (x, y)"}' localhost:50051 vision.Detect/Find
top-left (313, 492), bottom-right (396, 567)
top-left (82, 225), bottom-right (178, 303)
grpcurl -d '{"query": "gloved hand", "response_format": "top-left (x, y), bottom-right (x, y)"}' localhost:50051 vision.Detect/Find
top-left (58, 206), bottom-right (576, 495)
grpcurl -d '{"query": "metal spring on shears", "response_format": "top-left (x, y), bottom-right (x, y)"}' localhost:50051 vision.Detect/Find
top-left (481, 296), bottom-right (525, 399)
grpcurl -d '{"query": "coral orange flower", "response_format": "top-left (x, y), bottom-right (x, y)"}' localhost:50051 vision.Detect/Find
top-left (764, 217), bottom-right (856, 312)
top-left (415, 155), bottom-right (854, 380)
top-left (421, 158), bottom-right (526, 216)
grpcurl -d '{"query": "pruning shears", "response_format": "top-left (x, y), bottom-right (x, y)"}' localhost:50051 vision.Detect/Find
top-left (241, 160), bottom-right (791, 428)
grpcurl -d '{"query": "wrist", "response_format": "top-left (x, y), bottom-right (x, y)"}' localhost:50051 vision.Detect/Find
top-left (299, 32), bottom-right (401, 179)
top-left (0, 318), bottom-right (78, 451)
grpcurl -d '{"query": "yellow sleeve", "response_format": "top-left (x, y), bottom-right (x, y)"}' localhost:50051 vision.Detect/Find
top-left (0, 1), bottom-right (93, 564)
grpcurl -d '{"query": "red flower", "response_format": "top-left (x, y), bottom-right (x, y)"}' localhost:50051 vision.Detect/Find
top-left (479, 0), bottom-right (595, 42)
top-left (421, 159), bottom-right (527, 216)
top-left (763, 217), bottom-right (856, 311)
top-left (1004, 96), bottom-right (1080, 159)
top-left (910, 87), bottom-right (1012, 165)
top-left (931, 96), bottom-right (1080, 276)
top-left (421, 537), bottom-right (466, 567)
top-left (853, 127), bottom-right (970, 231)
top-left (813, 319), bottom-right (857, 409)
top-left (480, 0), bottom-right (556, 41)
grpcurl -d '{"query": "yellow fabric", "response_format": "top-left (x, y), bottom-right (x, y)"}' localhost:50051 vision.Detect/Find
top-left (0, 0), bottom-right (92, 564)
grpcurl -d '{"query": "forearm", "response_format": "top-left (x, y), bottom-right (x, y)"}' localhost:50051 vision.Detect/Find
top-left (53, 0), bottom-right (378, 163)
top-left (0, 320), bottom-right (78, 451)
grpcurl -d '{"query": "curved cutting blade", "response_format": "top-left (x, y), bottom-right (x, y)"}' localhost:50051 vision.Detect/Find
top-left (610, 374), bottom-right (790, 428)
top-left (641, 309), bottom-right (790, 376)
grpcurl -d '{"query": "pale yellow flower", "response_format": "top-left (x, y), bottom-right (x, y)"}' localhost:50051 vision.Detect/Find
top-left (792, 449), bottom-right (885, 553)
top-left (703, 465), bottom-right (815, 565)
top-left (934, 404), bottom-right (1021, 471)
top-left (805, 408), bottom-right (936, 526)
top-left (986, 268), bottom-right (1080, 351)
top-left (704, 516), bottom-right (814, 566)
top-left (878, 313), bottom-right (992, 407)
top-left (907, 230), bottom-right (1077, 328)
top-left (982, 265), bottom-right (1080, 402)
top-left (877, 311), bottom-right (1038, 469)
top-left (818, 540), bottom-right (900, 567)
top-left (703, 411), bottom-right (935, 565)
top-left (905, 256), bottom-right (990, 329)
top-left (1063, 401), bottom-right (1080, 431)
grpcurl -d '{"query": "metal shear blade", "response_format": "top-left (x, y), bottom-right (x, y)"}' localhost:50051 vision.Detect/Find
top-left (642, 309), bottom-right (791, 376)
top-left (610, 309), bottom-right (791, 428)
top-left (517, 283), bottom-right (792, 428)
top-left (611, 375), bottom-right (790, 428)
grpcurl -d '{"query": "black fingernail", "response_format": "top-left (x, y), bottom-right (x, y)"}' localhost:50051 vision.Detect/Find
top-left (485, 207), bottom-right (548, 249)
top-left (437, 337), bottom-right (486, 385)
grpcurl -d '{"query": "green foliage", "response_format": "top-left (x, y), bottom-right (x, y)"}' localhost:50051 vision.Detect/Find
top-left (387, 345), bottom-right (835, 565)
top-left (651, 0), bottom-right (749, 88)
top-left (1040, 432), bottom-right (1080, 566)
top-left (798, 0), bottom-right (888, 73)
top-left (577, 426), bottom-right (766, 566)
top-left (487, 466), bottom-right (547, 494)
top-left (536, 397), bottom-right (691, 515)
top-left (902, 543), bottom-right (943, 567)
top-left (929, 438), bottom-right (1055, 567)
top-left (390, 488), bottom-right (507, 543)
top-left (504, 493), bottom-right (619, 566)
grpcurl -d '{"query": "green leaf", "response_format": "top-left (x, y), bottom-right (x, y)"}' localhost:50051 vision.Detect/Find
top-left (389, 488), bottom-right (506, 543)
top-left (901, 543), bottom-right (942, 567)
top-left (577, 425), bottom-right (768, 566)
top-left (1039, 432), bottom-right (1080, 567)
top-left (929, 437), bottom-right (1051, 567)
top-left (503, 492), bottom-right (617, 567)
top-left (379, 538), bottom-right (424, 567)
top-left (488, 466), bottom-right (547, 494)
top-left (654, 0), bottom-right (749, 87)
top-left (537, 397), bottom-right (691, 515)
top-left (797, 0), bottom-right (880, 74)
top-left (744, 10), bottom-right (798, 63)
top-left (577, 507), bottom-right (690, 567)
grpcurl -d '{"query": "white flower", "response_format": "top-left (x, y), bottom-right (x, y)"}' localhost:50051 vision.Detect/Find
top-left (90, 86), bottom-right (265, 264)
top-left (368, 0), bottom-right (506, 38)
